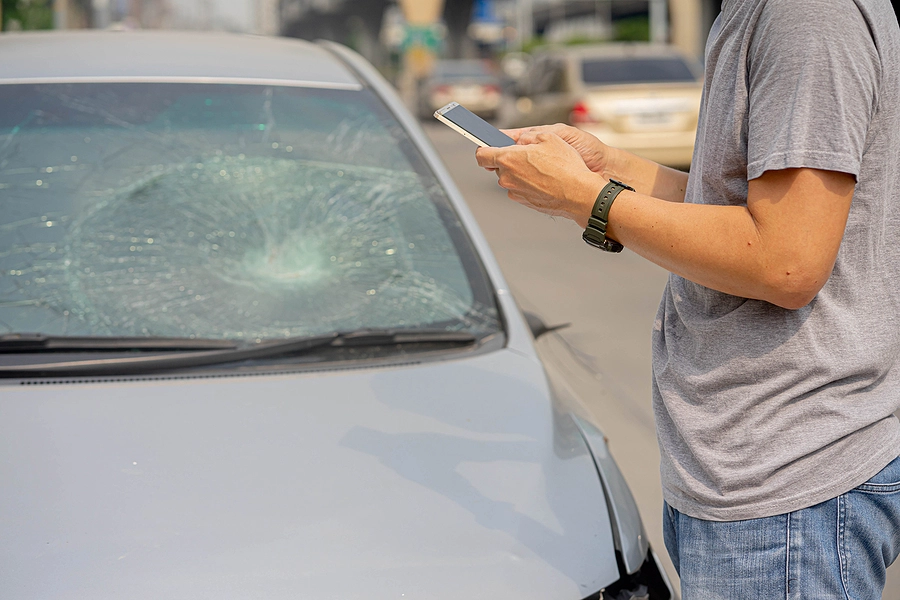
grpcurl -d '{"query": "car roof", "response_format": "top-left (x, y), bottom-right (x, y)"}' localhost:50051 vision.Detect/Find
top-left (0, 30), bottom-right (361, 89)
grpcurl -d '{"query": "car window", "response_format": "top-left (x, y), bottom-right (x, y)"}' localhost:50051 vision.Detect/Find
top-left (0, 83), bottom-right (500, 342)
top-left (580, 56), bottom-right (698, 85)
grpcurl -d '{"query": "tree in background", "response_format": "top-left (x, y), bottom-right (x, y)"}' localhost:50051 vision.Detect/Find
top-left (2, 0), bottom-right (54, 31)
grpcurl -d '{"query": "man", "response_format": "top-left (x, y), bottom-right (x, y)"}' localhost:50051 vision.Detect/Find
top-left (475, 0), bottom-right (900, 597)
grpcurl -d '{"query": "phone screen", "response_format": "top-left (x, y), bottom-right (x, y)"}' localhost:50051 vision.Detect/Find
top-left (434, 103), bottom-right (515, 148)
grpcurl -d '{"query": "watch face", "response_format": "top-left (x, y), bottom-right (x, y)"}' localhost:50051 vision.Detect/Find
top-left (603, 240), bottom-right (624, 253)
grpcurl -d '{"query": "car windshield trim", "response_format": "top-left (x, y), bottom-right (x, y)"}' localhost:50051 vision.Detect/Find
top-left (0, 329), bottom-right (479, 378)
top-left (0, 76), bottom-right (363, 90)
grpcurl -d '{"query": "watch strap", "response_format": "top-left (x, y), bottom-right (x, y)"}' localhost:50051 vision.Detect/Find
top-left (582, 179), bottom-right (634, 253)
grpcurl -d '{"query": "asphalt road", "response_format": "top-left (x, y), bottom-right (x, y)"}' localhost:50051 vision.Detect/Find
top-left (421, 121), bottom-right (900, 598)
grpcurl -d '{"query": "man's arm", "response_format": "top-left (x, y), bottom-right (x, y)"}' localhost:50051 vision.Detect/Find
top-left (475, 136), bottom-right (856, 310)
top-left (607, 167), bottom-right (855, 309)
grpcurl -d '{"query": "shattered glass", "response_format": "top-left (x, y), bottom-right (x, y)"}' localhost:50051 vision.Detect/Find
top-left (0, 83), bottom-right (499, 341)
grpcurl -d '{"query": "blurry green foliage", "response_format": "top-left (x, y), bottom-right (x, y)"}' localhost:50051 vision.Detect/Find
top-left (562, 35), bottom-right (604, 46)
top-left (520, 35), bottom-right (547, 54)
top-left (518, 14), bottom-right (652, 53)
top-left (2, 0), bottom-right (54, 31)
top-left (614, 16), bottom-right (650, 42)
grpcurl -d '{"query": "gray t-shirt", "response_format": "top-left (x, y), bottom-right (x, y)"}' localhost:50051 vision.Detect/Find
top-left (653, 0), bottom-right (900, 521)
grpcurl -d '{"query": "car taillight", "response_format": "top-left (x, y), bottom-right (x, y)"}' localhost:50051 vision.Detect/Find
top-left (484, 84), bottom-right (501, 95)
top-left (569, 101), bottom-right (597, 124)
top-left (434, 85), bottom-right (451, 95)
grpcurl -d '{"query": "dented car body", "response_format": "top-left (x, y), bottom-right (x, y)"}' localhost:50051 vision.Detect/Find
top-left (0, 32), bottom-right (673, 599)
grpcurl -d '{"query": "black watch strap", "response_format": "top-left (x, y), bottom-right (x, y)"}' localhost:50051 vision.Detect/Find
top-left (582, 179), bottom-right (634, 253)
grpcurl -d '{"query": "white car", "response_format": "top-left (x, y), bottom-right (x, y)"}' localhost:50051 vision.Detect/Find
top-left (505, 44), bottom-right (703, 169)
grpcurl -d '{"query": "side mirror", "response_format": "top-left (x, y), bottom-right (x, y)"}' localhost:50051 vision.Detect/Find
top-left (522, 311), bottom-right (570, 339)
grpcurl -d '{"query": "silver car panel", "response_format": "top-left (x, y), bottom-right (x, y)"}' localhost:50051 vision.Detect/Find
top-left (0, 31), bottom-right (360, 88)
top-left (0, 349), bottom-right (620, 599)
top-left (574, 415), bottom-right (650, 575)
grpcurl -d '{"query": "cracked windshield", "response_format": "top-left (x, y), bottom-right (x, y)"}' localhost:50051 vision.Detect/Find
top-left (0, 83), bottom-right (499, 341)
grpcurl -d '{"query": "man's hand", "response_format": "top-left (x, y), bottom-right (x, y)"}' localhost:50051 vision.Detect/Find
top-left (475, 131), bottom-right (602, 224)
top-left (494, 124), bottom-right (689, 203)
top-left (504, 124), bottom-right (612, 176)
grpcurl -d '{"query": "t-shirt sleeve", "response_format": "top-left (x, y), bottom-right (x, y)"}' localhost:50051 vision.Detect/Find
top-left (746, 0), bottom-right (880, 181)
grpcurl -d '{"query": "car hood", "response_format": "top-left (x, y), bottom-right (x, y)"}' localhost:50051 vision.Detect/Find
top-left (0, 349), bottom-right (619, 599)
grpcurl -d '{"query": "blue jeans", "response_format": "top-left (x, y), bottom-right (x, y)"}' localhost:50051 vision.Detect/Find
top-left (663, 456), bottom-right (900, 599)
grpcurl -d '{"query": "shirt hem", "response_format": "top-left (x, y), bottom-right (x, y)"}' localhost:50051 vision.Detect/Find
top-left (747, 150), bottom-right (861, 181)
top-left (663, 430), bottom-right (900, 522)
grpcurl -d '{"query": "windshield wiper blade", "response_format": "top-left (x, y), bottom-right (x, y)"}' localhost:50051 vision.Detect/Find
top-left (0, 333), bottom-right (340, 378)
top-left (0, 329), bottom-right (477, 378)
top-left (0, 333), bottom-right (239, 353)
top-left (329, 328), bottom-right (477, 346)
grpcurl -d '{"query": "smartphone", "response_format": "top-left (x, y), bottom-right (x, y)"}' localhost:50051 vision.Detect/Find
top-left (433, 102), bottom-right (515, 148)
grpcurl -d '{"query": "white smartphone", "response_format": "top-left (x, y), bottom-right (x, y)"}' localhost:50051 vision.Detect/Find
top-left (433, 102), bottom-right (515, 148)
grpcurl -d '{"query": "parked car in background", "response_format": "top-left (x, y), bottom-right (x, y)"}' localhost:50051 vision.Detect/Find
top-left (0, 31), bottom-right (674, 600)
top-left (419, 58), bottom-right (503, 120)
top-left (501, 44), bottom-right (703, 169)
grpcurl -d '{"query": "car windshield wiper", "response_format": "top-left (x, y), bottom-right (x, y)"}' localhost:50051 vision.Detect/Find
top-left (328, 329), bottom-right (476, 347)
top-left (0, 329), bottom-right (478, 378)
top-left (0, 333), bottom-right (239, 353)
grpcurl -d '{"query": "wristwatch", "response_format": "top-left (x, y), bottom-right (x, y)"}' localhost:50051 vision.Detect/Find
top-left (582, 179), bottom-right (634, 253)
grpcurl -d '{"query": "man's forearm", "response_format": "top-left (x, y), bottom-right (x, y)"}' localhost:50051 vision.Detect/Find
top-left (605, 193), bottom-right (806, 307)
top-left (601, 168), bottom-right (854, 310)
top-left (605, 147), bottom-right (689, 204)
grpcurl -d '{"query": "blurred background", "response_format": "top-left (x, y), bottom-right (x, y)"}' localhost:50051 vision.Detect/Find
top-left (0, 0), bottom-right (722, 57)
top-left (0, 0), bottom-right (721, 160)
